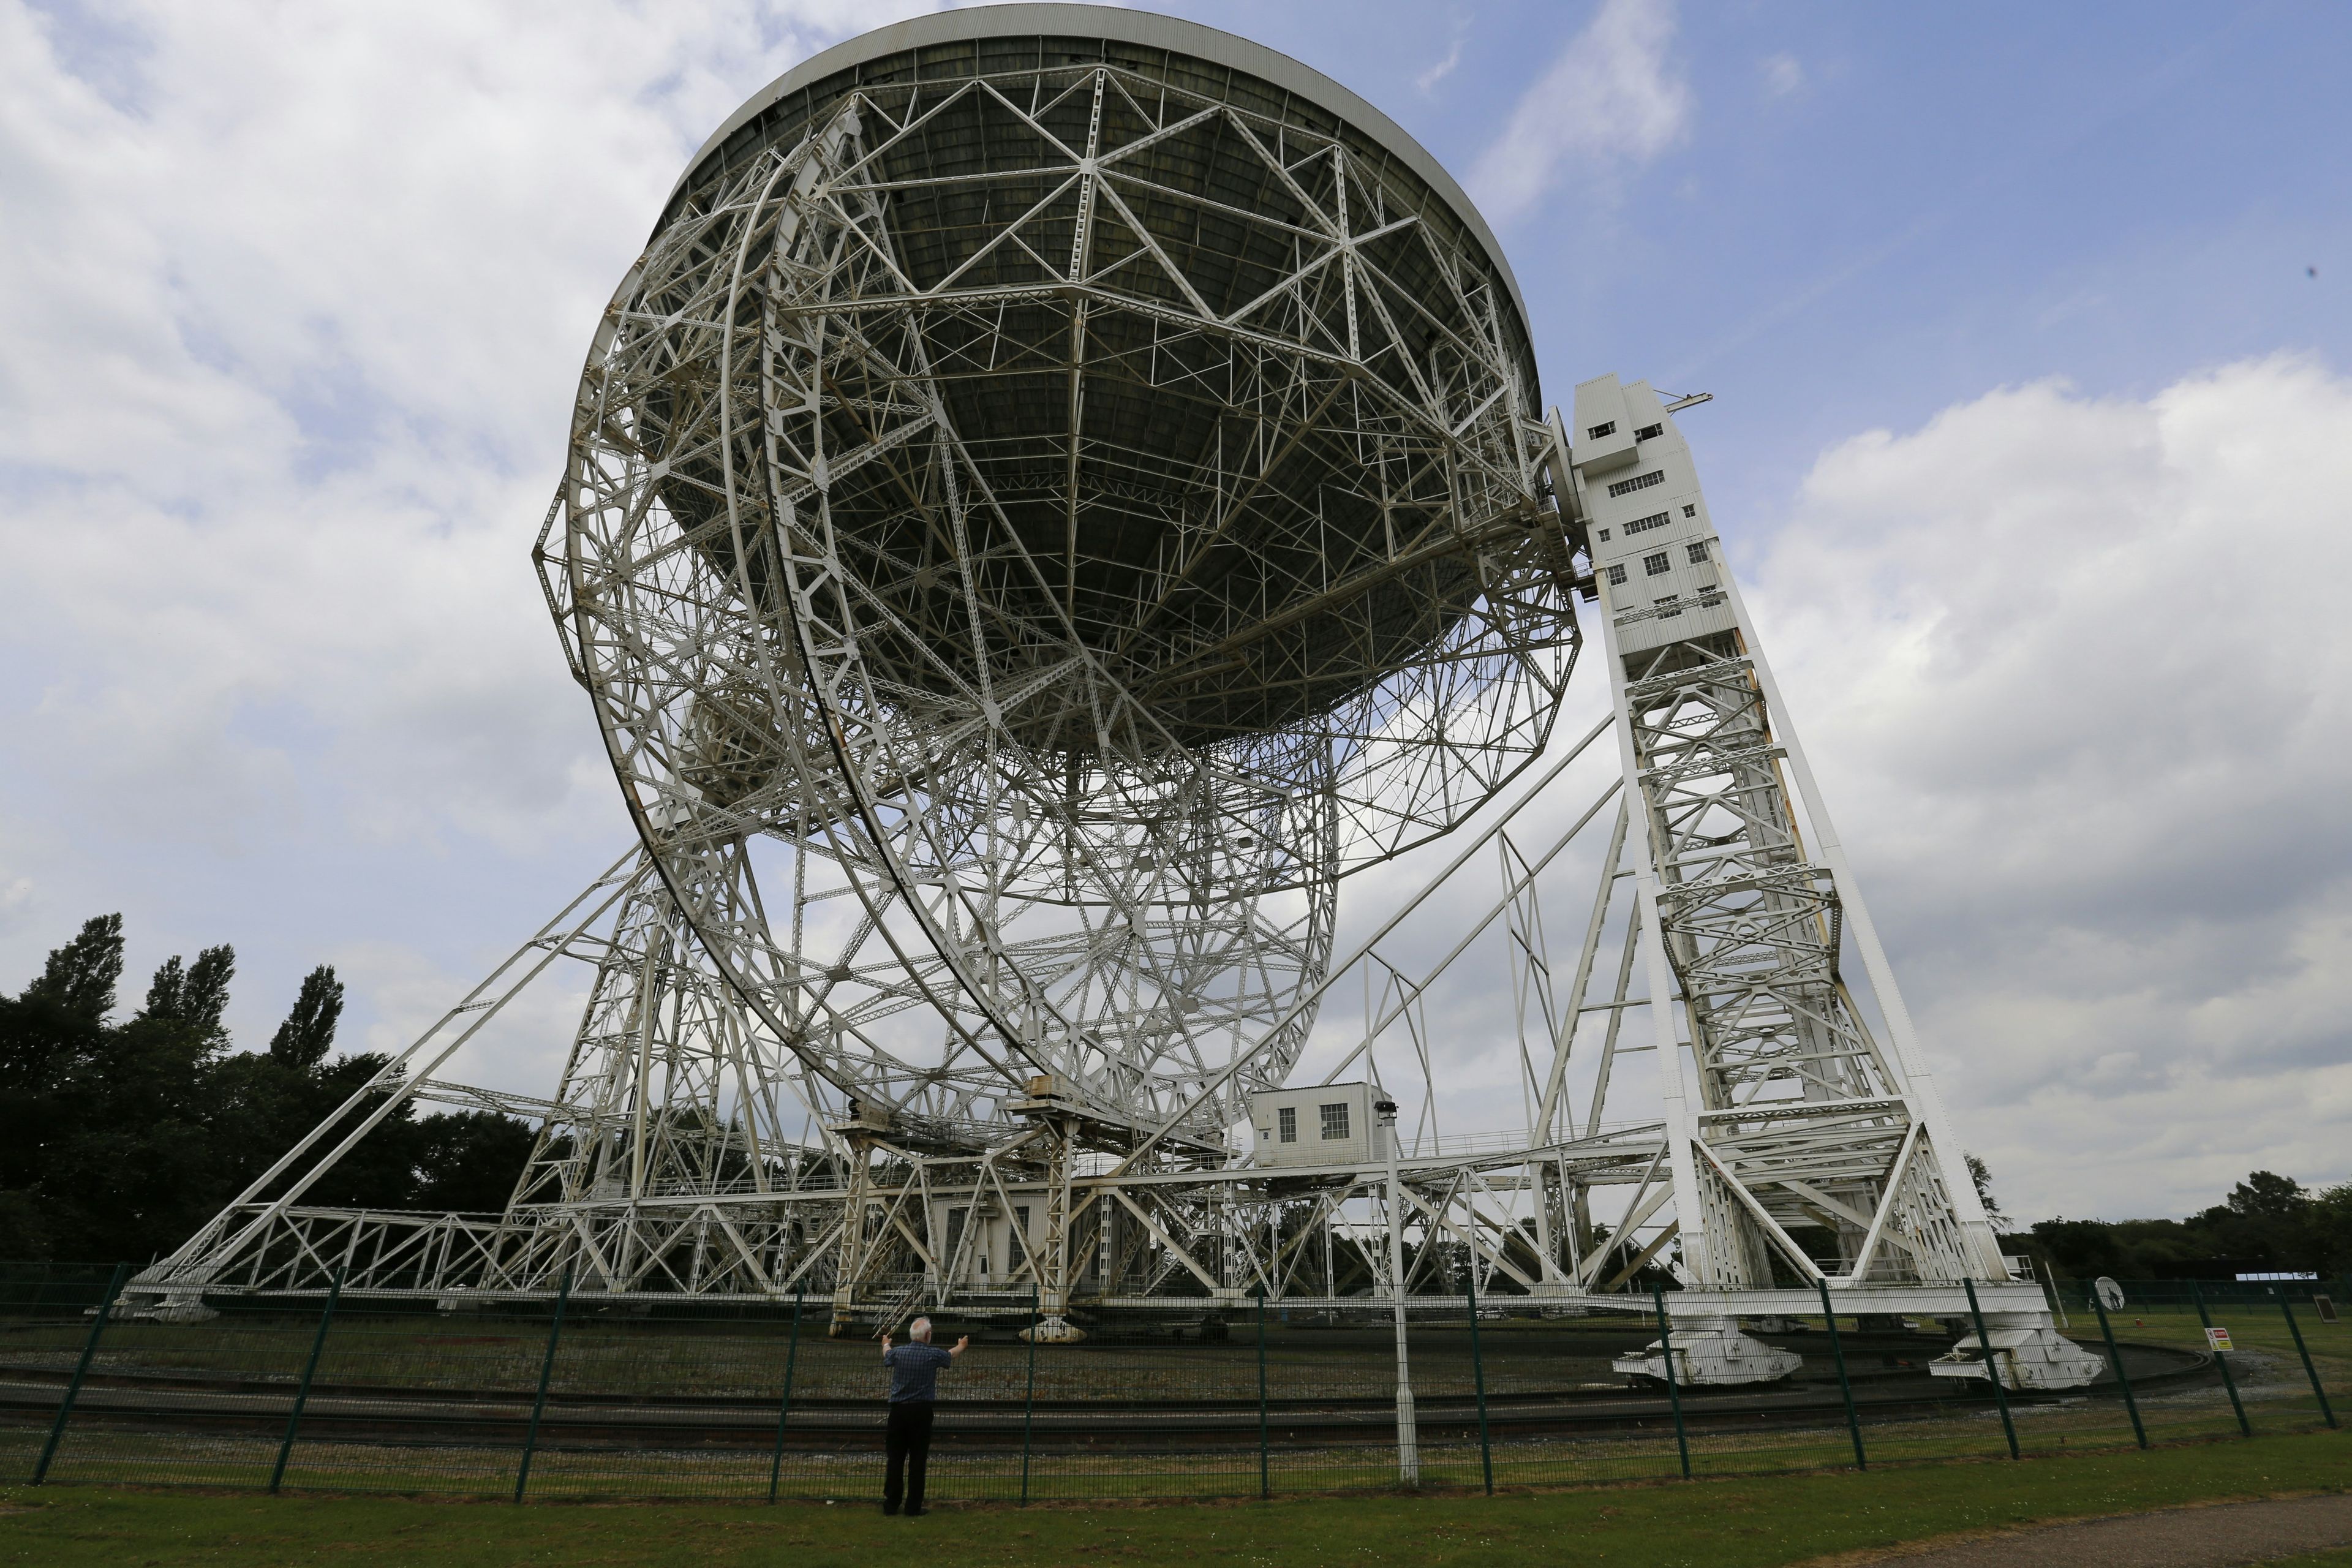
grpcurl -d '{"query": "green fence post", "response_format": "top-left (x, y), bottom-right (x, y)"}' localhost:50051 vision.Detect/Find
top-left (1962, 1277), bottom-right (2021, 1460)
top-left (1256, 1292), bottom-right (1270, 1501)
top-left (1021, 1284), bottom-right (1039, 1505)
top-left (513, 1265), bottom-right (573, 1502)
top-left (1464, 1265), bottom-right (1493, 1494)
top-left (2277, 1292), bottom-right (2339, 1430)
top-left (269, 1266), bottom-right (345, 1494)
top-left (1650, 1285), bottom-right (1691, 1480)
top-left (2190, 1281), bottom-right (2251, 1438)
top-left (2089, 1286), bottom-right (2148, 1449)
top-left (33, 1262), bottom-right (128, 1486)
top-left (766, 1289), bottom-right (805, 1504)
top-left (1815, 1279), bottom-right (1866, 1471)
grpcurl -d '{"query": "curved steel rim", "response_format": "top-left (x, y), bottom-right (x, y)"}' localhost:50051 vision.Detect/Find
top-left (665, 2), bottom-right (1529, 333)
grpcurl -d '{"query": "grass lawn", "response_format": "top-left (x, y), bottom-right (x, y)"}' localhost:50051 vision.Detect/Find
top-left (0, 1430), bottom-right (2342, 1567)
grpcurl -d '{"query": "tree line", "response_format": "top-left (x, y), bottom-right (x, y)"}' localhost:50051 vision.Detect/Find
top-left (0, 913), bottom-right (534, 1264)
top-left (2002, 1165), bottom-right (2352, 1283)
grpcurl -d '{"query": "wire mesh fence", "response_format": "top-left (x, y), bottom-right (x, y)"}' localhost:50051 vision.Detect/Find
top-left (1, 1266), bottom-right (2340, 1506)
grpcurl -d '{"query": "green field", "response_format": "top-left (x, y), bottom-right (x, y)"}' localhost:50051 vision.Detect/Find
top-left (1, 1430), bottom-right (2345, 1567)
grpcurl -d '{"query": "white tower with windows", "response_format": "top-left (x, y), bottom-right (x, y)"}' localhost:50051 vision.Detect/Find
top-left (1567, 374), bottom-right (2094, 1386)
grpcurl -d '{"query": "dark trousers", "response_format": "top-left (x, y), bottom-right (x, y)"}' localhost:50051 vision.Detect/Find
top-left (884, 1400), bottom-right (935, 1512)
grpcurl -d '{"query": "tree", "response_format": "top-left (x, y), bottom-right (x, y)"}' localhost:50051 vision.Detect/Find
top-left (268, 965), bottom-right (344, 1071)
top-left (0, 914), bottom-right (540, 1262)
top-left (21, 914), bottom-right (124, 1020)
top-left (1966, 1153), bottom-right (2010, 1230)
top-left (137, 944), bottom-right (236, 1047)
top-left (2226, 1170), bottom-right (2307, 1222)
top-left (409, 1113), bottom-right (537, 1213)
top-left (2312, 1182), bottom-right (2352, 1276)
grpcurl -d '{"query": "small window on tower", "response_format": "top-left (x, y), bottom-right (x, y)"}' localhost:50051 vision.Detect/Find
top-left (1643, 551), bottom-right (1672, 576)
top-left (1635, 424), bottom-right (1662, 440)
top-left (1586, 421), bottom-right (1616, 440)
top-left (1682, 503), bottom-right (1697, 518)
top-left (1686, 541), bottom-right (1710, 564)
top-left (1320, 1101), bottom-right (1351, 1140)
top-left (1596, 528), bottom-right (1611, 541)
top-left (1605, 563), bottom-right (1627, 586)
top-left (1278, 1106), bottom-right (1297, 1144)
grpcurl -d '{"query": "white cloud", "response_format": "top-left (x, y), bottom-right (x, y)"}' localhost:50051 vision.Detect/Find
top-left (1760, 51), bottom-right (1803, 97)
top-left (1751, 356), bottom-right (2352, 1219)
top-left (1415, 15), bottom-right (1468, 96)
top-left (0, 876), bottom-right (32, 937)
top-left (1466, 0), bottom-right (1691, 223)
top-left (337, 938), bottom-right (590, 1102)
top-left (0, 0), bottom-right (934, 1041)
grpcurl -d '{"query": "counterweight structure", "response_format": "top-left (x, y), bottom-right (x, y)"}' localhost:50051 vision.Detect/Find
top-left (137, 5), bottom-right (2089, 1391)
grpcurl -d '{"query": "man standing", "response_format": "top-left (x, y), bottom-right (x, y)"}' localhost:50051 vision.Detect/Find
top-left (880, 1316), bottom-right (967, 1515)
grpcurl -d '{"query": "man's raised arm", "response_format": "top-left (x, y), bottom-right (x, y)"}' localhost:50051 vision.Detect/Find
top-left (949, 1335), bottom-right (970, 1357)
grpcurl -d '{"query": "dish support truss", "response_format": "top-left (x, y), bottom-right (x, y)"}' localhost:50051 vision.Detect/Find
top-left (130, 377), bottom-right (2089, 1387)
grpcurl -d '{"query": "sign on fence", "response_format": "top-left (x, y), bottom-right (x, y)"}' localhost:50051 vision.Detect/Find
top-left (2205, 1326), bottom-right (2234, 1352)
top-left (2316, 1295), bottom-right (2340, 1325)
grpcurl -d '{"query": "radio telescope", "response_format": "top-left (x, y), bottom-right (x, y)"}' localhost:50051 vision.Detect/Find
top-left (144, 5), bottom-right (2091, 1398)
top-left (546, 3), bottom-right (1574, 1163)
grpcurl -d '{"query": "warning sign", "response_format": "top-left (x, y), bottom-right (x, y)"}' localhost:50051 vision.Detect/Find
top-left (2205, 1326), bottom-right (2234, 1352)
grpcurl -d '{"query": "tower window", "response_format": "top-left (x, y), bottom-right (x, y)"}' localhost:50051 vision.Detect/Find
top-left (1319, 1102), bottom-right (1351, 1140)
top-left (1278, 1106), bottom-right (1297, 1144)
top-left (1596, 527), bottom-right (1611, 541)
top-left (1643, 551), bottom-right (1672, 576)
top-left (1586, 421), bottom-right (1616, 440)
top-left (1625, 511), bottom-right (1672, 535)
top-left (1686, 541), bottom-right (1710, 564)
top-left (1682, 503), bottom-right (1697, 518)
top-left (1635, 423), bottom-right (1662, 440)
top-left (1605, 563), bottom-right (1627, 586)
top-left (1607, 469), bottom-right (1666, 499)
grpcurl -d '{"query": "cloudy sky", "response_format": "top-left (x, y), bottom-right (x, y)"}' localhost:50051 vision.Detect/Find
top-left (4, 0), bottom-right (2348, 1223)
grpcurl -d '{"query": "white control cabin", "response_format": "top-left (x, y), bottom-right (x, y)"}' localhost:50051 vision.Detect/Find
top-left (1246, 1082), bottom-right (1391, 1167)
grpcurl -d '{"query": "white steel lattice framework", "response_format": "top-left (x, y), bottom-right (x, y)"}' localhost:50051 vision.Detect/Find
top-left (137, 7), bottom-right (2084, 1386)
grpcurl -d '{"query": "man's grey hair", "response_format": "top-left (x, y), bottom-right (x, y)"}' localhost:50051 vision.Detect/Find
top-left (909, 1316), bottom-right (933, 1342)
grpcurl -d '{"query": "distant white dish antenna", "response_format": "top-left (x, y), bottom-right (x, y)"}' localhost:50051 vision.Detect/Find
top-left (2095, 1276), bottom-right (2126, 1311)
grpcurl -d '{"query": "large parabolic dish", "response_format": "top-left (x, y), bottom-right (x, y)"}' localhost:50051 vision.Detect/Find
top-left (545, 5), bottom-right (1580, 1151)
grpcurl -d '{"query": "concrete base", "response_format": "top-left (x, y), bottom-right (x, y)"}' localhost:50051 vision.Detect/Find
top-left (141, 1290), bottom-right (219, 1324)
top-left (1929, 1312), bottom-right (2105, 1390)
top-left (1613, 1314), bottom-right (1803, 1385)
top-left (1019, 1316), bottom-right (1088, 1344)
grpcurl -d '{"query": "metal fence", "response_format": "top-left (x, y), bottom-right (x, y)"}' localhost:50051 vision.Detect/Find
top-left (1, 1265), bottom-right (2340, 1505)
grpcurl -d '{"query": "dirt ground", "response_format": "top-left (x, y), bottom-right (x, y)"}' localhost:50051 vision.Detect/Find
top-left (1847, 1493), bottom-right (2352, 1567)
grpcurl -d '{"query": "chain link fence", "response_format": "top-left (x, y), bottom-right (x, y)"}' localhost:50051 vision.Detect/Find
top-left (1, 1265), bottom-right (2340, 1505)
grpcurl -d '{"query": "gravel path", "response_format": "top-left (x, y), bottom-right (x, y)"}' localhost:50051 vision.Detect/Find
top-left (1852, 1493), bottom-right (2352, 1566)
